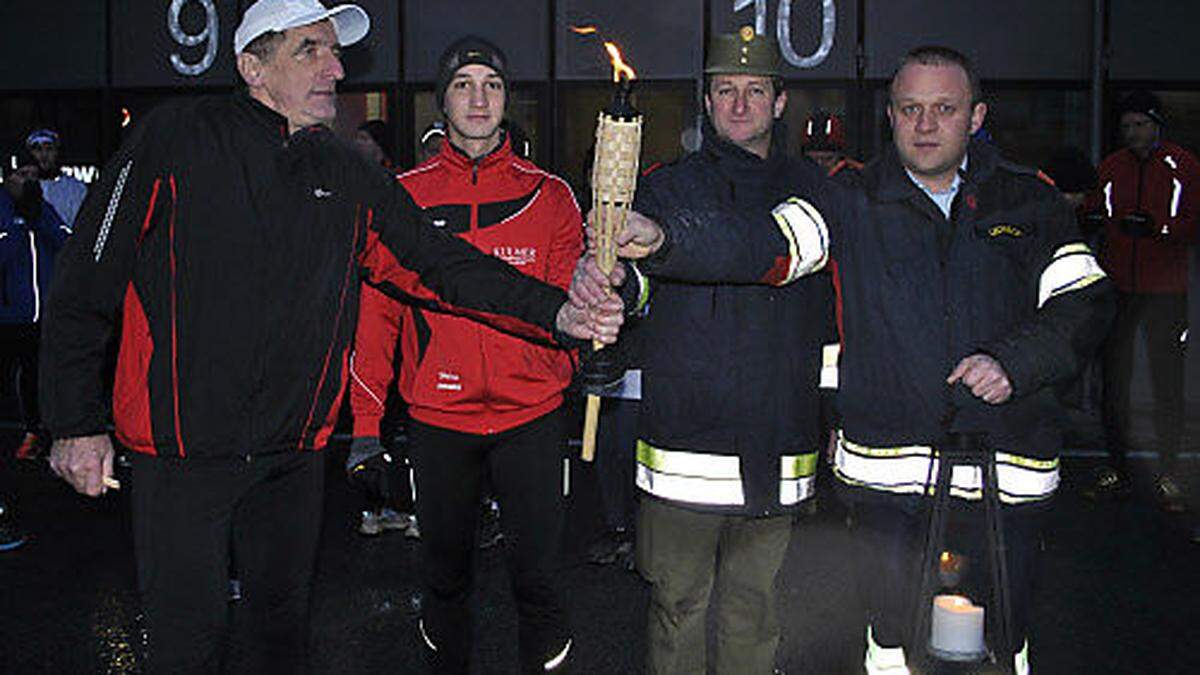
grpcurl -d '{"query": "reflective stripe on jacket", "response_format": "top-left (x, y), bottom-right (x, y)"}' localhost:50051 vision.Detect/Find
top-left (832, 432), bottom-right (1058, 504)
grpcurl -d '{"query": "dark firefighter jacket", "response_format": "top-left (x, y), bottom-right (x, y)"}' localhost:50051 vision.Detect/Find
top-left (627, 120), bottom-right (836, 517)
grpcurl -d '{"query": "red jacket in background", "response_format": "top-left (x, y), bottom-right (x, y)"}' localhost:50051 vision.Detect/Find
top-left (1089, 140), bottom-right (1200, 294)
top-left (350, 137), bottom-right (582, 437)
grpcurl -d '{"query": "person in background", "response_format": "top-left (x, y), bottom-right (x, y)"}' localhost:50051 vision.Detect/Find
top-left (348, 117), bottom-right (418, 540)
top-left (25, 129), bottom-right (87, 227)
top-left (418, 121), bottom-right (447, 165)
top-left (2, 159), bottom-right (70, 460)
top-left (800, 110), bottom-right (862, 177)
top-left (354, 119), bottom-right (395, 171)
top-left (1085, 90), bottom-right (1200, 512)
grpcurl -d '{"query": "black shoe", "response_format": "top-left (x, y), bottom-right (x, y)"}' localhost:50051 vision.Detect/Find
top-left (1083, 466), bottom-right (1130, 501)
top-left (1156, 475), bottom-right (1187, 513)
top-left (586, 527), bottom-right (632, 566)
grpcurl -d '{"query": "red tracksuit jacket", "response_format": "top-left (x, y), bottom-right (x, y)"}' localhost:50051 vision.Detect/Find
top-left (350, 137), bottom-right (582, 436)
top-left (1089, 140), bottom-right (1200, 294)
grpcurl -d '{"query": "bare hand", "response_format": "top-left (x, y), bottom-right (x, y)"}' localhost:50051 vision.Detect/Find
top-left (556, 295), bottom-right (624, 345)
top-left (49, 434), bottom-right (115, 497)
top-left (946, 354), bottom-right (1012, 405)
top-left (568, 255), bottom-right (626, 310)
top-left (587, 209), bottom-right (664, 260)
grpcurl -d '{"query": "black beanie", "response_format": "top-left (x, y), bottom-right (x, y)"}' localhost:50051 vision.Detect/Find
top-left (1117, 90), bottom-right (1166, 127)
top-left (357, 120), bottom-right (394, 164)
top-left (436, 36), bottom-right (508, 111)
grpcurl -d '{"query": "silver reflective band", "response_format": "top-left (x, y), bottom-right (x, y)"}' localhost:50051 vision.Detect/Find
top-left (770, 197), bottom-right (829, 283)
top-left (544, 638), bottom-right (572, 671)
top-left (864, 625), bottom-right (910, 675)
top-left (779, 453), bottom-right (818, 505)
top-left (1038, 242), bottom-right (1106, 309)
top-left (94, 159), bottom-right (133, 262)
top-left (636, 441), bottom-right (745, 506)
top-left (418, 619), bottom-right (437, 652)
top-left (820, 342), bottom-right (840, 390)
top-left (1014, 639), bottom-right (1030, 675)
top-left (833, 433), bottom-right (1059, 504)
top-left (27, 232), bottom-right (40, 323)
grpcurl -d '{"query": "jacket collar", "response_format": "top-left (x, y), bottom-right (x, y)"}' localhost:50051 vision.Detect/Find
top-left (868, 139), bottom-right (999, 203)
top-left (233, 90), bottom-right (333, 143)
top-left (699, 117), bottom-right (790, 176)
top-left (439, 131), bottom-right (513, 172)
top-left (234, 90), bottom-right (292, 140)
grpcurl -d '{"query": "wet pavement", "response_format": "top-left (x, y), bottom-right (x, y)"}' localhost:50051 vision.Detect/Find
top-left (2, 431), bottom-right (1199, 674)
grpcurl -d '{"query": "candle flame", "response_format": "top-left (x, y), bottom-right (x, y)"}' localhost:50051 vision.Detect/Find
top-left (604, 41), bottom-right (636, 83)
top-left (570, 25), bottom-right (598, 35)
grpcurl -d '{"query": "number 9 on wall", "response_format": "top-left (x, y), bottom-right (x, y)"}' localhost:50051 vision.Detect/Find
top-left (169, 0), bottom-right (219, 77)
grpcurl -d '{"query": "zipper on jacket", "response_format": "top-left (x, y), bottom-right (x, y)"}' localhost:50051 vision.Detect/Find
top-left (1130, 158), bottom-right (1146, 293)
top-left (472, 159), bottom-right (479, 185)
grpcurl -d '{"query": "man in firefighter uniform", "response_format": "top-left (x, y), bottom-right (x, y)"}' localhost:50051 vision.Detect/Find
top-left (349, 36), bottom-right (581, 674)
top-left (610, 28), bottom-right (833, 674)
top-left (581, 45), bottom-right (1113, 675)
top-left (1085, 90), bottom-right (1199, 510)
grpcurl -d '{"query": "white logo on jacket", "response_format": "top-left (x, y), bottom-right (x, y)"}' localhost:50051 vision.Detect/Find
top-left (493, 246), bottom-right (537, 267)
top-left (313, 188), bottom-right (333, 198)
top-left (436, 371), bottom-right (462, 391)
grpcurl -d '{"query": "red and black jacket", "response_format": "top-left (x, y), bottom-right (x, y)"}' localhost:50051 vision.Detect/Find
top-left (1088, 141), bottom-right (1200, 294)
top-left (350, 137), bottom-right (582, 436)
top-left (40, 93), bottom-right (568, 459)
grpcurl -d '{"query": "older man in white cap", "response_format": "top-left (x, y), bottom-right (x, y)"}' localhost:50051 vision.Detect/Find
top-left (40, 1), bottom-right (621, 672)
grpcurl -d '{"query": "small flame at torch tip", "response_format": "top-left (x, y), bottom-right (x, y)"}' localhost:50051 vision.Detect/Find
top-left (570, 25), bottom-right (598, 35)
top-left (604, 42), bottom-right (637, 83)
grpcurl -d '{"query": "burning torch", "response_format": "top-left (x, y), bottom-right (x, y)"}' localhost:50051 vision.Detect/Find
top-left (580, 39), bottom-right (642, 462)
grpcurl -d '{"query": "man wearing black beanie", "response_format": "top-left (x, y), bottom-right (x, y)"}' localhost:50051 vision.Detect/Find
top-left (348, 34), bottom-right (581, 675)
top-left (1085, 90), bottom-right (1200, 513)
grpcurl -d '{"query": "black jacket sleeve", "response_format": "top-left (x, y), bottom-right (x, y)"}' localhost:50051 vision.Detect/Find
top-left (633, 172), bottom-right (838, 286)
top-left (979, 187), bottom-right (1116, 399)
top-left (362, 175), bottom-right (569, 340)
top-left (40, 105), bottom-right (175, 439)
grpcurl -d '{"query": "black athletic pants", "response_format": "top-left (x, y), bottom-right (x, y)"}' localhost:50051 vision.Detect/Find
top-left (1104, 292), bottom-right (1187, 474)
top-left (131, 451), bottom-right (325, 674)
top-left (0, 323), bottom-right (39, 433)
top-left (408, 407), bottom-right (570, 674)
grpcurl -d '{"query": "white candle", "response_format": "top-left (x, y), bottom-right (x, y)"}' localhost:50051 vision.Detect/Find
top-left (930, 594), bottom-right (986, 659)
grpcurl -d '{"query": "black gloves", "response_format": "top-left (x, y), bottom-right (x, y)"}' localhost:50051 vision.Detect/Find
top-left (12, 176), bottom-right (43, 223)
top-left (579, 342), bottom-right (627, 396)
top-left (347, 436), bottom-right (392, 504)
top-left (1119, 211), bottom-right (1155, 238)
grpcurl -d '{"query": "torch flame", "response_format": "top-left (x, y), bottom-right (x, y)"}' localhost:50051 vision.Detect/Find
top-left (570, 25), bottom-right (598, 35)
top-left (603, 42), bottom-right (636, 83)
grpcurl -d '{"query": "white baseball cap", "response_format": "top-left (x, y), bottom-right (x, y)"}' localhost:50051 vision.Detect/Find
top-left (234, 0), bottom-right (370, 55)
